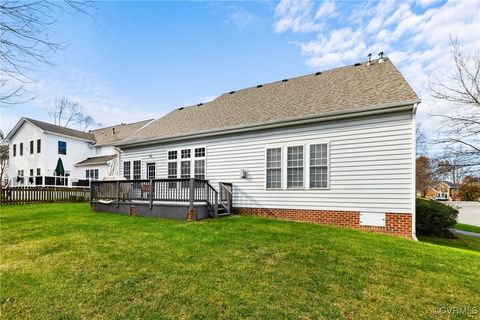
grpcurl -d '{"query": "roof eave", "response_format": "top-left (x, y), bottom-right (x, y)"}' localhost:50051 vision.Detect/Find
top-left (75, 161), bottom-right (111, 167)
top-left (43, 130), bottom-right (95, 143)
top-left (118, 99), bottom-right (421, 148)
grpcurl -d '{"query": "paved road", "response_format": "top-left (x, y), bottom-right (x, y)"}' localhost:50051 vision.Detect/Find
top-left (447, 201), bottom-right (480, 227)
top-left (449, 228), bottom-right (480, 238)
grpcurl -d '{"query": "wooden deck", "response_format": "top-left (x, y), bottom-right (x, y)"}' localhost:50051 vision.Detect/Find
top-left (90, 178), bottom-right (232, 220)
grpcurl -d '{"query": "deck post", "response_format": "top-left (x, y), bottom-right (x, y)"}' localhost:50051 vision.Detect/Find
top-left (116, 180), bottom-right (120, 208)
top-left (90, 182), bottom-right (93, 206)
top-left (149, 179), bottom-right (153, 209)
top-left (206, 183), bottom-right (210, 206)
top-left (214, 191), bottom-right (218, 218)
top-left (189, 178), bottom-right (195, 212)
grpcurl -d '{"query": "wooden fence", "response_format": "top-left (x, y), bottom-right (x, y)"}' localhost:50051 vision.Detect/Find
top-left (0, 186), bottom-right (90, 205)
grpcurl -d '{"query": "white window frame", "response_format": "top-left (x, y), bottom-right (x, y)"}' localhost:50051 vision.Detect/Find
top-left (265, 147), bottom-right (283, 189)
top-left (123, 160), bottom-right (132, 180)
top-left (146, 163), bottom-right (156, 179)
top-left (166, 146), bottom-right (207, 179)
top-left (132, 160), bottom-right (142, 180)
top-left (264, 141), bottom-right (330, 191)
top-left (306, 142), bottom-right (330, 190)
top-left (285, 144), bottom-right (305, 190)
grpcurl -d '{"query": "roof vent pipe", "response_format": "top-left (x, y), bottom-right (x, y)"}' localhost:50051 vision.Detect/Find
top-left (378, 51), bottom-right (384, 63)
top-left (112, 128), bottom-right (116, 134)
top-left (367, 53), bottom-right (372, 66)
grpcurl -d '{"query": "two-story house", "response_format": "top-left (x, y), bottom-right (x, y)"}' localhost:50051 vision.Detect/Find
top-left (5, 118), bottom-right (152, 187)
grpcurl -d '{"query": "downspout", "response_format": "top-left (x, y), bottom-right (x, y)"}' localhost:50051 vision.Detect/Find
top-left (114, 147), bottom-right (123, 178)
top-left (411, 103), bottom-right (418, 241)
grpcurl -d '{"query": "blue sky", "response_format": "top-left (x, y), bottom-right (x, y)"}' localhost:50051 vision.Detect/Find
top-left (1, 0), bottom-right (479, 141)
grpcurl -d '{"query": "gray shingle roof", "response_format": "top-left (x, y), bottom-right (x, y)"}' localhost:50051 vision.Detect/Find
top-left (122, 58), bottom-right (419, 145)
top-left (24, 118), bottom-right (95, 141)
top-left (75, 155), bottom-right (116, 166)
top-left (89, 119), bottom-right (153, 146)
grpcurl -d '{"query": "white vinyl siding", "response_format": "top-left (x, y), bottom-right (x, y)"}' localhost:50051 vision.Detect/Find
top-left (119, 111), bottom-right (415, 214)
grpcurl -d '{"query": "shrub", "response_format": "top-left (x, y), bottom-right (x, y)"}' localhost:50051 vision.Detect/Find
top-left (416, 198), bottom-right (458, 237)
top-left (458, 183), bottom-right (480, 201)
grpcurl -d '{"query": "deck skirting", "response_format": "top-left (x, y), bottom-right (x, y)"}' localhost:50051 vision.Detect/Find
top-left (92, 201), bottom-right (210, 220)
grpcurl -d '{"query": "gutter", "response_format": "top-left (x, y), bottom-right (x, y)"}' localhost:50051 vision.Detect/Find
top-left (118, 99), bottom-right (421, 148)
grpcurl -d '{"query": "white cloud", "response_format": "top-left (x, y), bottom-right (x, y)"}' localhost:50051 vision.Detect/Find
top-left (3, 68), bottom-right (158, 132)
top-left (274, 0), bottom-right (332, 33)
top-left (225, 5), bottom-right (254, 30)
top-left (273, 0), bottom-right (480, 151)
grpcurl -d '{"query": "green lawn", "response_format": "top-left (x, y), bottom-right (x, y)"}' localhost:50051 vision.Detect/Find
top-left (1, 204), bottom-right (479, 319)
top-left (454, 223), bottom-right (480, 234)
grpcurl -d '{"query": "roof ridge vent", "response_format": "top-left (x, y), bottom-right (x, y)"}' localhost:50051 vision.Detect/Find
top-left (354, 62), bottom-right (361, 66)
top-left (178, 107), bottom-right (184, 110)
top-left (229, 91), bottom-right (235, 94)
top-left (256, 84), bottom-right (263, 88)
top-left (315, 71), bottom-right (322, 75)
top-left (197, 103), bottom-right (203, 106)
top-left (282, 79), bottom-right (288, 82)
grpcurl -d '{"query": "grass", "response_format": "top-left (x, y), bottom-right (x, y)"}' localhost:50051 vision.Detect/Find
top-left (454, 223), bottom-right (480, 234)
top-left (418, 235), bottom-right (480, 253)
top-left (1, 204), bottom-right (479, 319)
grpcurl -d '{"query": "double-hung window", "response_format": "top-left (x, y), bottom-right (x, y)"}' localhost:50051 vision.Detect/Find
top-left (167, 151), bottom-right (178, 188)
top-left (86, 169), bottom-right (99, 180)
top-left (287, 146), bottom-right (304, 189)
top-left (20, 143), bottom-right (23, 156)
top-left (194, 147), bottom-right (206, 180)
top-left (266, 148), bottom-right (282, 189)
top-left (58, 141), bottom-right (67, 155)
top-left (310, 144), bottom-right (328, 188)
top-left (133, 160), bottom-right (141, 180)
top-left (37, 139), bottom-right (41, 153)
top-left (167, 147), bottom-right (206, 187)
top-left (30, 141), bottom-right (34, 154)
top-left (123, 161), bottom-right (131, 179)
top-left (13, 144), bottom-right (16, 157)
top-left (266, 143), bottom-right (329, 190)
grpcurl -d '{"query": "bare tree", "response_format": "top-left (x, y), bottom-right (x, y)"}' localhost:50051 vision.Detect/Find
top-left (429, 37), bottom-right (480, 158)
top-left (434, 150), bottom-right (474, 185)
top-left (0, 1), bottom-right (93, 106)
top-left (0, 130), bottom-right (9, 185)
top-left (49, 96), bottom-right (96, 131)
top-left (416, 124), bottom-right (428, 156)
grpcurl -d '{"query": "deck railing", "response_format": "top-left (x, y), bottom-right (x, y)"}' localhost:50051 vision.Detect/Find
top-left (91, 178), bottom-right (232, 216)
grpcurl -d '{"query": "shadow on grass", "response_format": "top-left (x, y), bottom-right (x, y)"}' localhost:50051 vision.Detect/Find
top-left (419, 234), bottom-right (480, 253)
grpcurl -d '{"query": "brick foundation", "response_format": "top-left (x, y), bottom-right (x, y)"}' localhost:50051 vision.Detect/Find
top-left (235, 207), bottom-right (413, 238)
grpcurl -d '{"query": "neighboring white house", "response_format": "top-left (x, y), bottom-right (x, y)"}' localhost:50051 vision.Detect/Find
top-left (5, 118), bottom-right (152, 187)
top-left (112, 58), bottom-right (420, 238)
